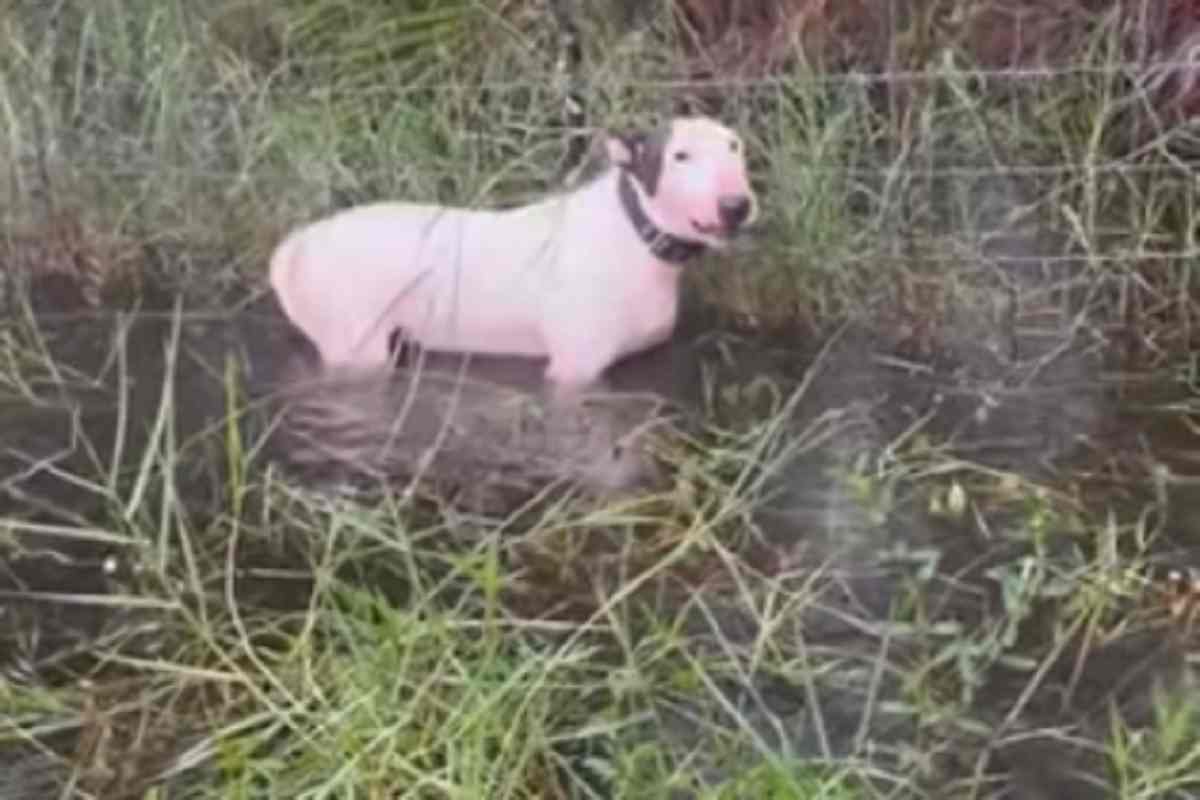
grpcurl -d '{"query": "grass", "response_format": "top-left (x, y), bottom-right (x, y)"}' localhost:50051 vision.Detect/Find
top-left (1, 319), bottom-right (887, 796)
top-left (3, 0), bottom-right (1200, 798)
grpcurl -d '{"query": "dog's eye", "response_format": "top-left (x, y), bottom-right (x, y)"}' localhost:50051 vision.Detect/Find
top-left (729, 140), bottom-right (740, 153)
top-left (673, 151), bottom-right (690, 162)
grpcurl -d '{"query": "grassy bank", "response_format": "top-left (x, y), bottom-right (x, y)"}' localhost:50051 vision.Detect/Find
top-left (3, 1), bottom-right (1200, 798)
top-left (3, 2), bottom-right (1193, 324)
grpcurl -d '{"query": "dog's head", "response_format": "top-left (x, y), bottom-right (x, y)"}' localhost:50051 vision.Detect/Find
top-left (607, 117), bottom-right (758, 249)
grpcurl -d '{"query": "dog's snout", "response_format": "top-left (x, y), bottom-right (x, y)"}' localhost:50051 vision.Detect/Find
top-left (718, 195), bottom-right (752, 229)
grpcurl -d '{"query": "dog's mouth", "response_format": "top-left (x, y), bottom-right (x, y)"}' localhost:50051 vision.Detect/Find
top-left (691, 220), bottom-right (736, 240)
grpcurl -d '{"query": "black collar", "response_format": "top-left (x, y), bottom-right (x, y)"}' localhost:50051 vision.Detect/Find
top-left (617, 169), bottom-right (709, 264)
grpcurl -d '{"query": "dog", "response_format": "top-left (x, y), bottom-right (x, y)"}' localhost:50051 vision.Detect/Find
top-left (269, 116), bottom-right (758, 400)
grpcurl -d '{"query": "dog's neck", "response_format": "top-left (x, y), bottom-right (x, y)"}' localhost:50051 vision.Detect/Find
top-left (616, 169), bottom-right (708, 264)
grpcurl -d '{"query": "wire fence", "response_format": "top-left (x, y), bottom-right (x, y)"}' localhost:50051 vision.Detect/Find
top-left (4, 57), bottom-right (1199, 286)
top-left (19, 59), bottom-right (1200, 95)
top-left (20, 159), bottom-right (1194, 183)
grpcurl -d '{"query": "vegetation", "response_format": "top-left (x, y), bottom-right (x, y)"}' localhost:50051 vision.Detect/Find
top-left (2, 1), bottom-right (1199, 798)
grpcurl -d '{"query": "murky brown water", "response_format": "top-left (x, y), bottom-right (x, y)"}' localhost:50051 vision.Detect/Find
top-left (2, 275), bottom-right (1198, 798)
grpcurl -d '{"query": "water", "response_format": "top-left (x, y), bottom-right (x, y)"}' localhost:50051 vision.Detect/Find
top-left (1, 274), bottom-right (1197, 798)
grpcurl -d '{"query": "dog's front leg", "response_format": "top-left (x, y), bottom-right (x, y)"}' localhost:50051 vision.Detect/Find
top-left (540, 345), bottom-right (615, 442)
top-left (542, 350), bottom-right (654, 494)
top-left (543, 342), bottom-right (616, 401)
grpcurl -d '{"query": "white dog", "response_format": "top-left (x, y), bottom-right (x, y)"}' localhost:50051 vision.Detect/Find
top-left (269, 116), bottom-right (758, 398)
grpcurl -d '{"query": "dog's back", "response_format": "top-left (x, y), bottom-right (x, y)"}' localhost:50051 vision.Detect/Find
top-left (270, 199), bottom-right (574, 365)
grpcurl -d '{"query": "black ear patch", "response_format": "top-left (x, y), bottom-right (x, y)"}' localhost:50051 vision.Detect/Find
top-left (619, 126), bottom-right (671, 197)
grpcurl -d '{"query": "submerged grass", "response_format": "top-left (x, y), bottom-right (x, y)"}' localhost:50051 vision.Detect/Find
top-left (0, 324), bottom-right (883, 797)
top-left (3, 0), bottom-right (1200, 797)
top-left (3, 303), bottom-right (1198, 797)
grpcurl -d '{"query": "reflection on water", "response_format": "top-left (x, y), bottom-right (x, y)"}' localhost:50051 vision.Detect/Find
top-left (269, 349), bottom-right (675, 506)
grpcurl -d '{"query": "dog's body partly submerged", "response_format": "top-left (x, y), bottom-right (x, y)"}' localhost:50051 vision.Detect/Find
top-left (270, 117), bottom-right (757, 394)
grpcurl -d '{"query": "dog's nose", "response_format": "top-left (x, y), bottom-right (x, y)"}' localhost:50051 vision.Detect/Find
top-left (718, 195), bottom-right (752, 229)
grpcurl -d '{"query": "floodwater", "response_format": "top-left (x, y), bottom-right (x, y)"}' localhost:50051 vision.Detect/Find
top-left (1, 271), bottom-right (1198, 799)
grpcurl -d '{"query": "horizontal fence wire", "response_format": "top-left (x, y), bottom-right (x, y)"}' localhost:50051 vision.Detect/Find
top-left (22, 160), bottom-right (1192, 182)
top-left (766, 249), bottom-right (1200, 267)
top-left (4, 57), bottom-right (1198, 273)
top-left (20, 59), bottom-right (1200, 97)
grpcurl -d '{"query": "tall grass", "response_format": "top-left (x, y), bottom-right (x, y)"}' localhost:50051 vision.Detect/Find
top-left (3, 2), bottom-right (1200, 798)
top-left (2, 1), bottom-right (1196, 327)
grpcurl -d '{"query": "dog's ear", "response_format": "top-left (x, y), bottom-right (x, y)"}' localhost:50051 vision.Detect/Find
top-left (606, 131), bottom-right (646, 168)
top-left (607, 126), bottom-right (669, 195)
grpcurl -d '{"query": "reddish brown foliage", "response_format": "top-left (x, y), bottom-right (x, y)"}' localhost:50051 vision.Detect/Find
top-left (668, 0), bottom-right (1200, 149)
top-left (671, 0), bottom-right (833, 76)
top-left (1127, 0), bottom-right (1200, 119)
top-left (2, 210), bottom-right (137, 309)
top-left (672, 0), bottom-right (1200, 116)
